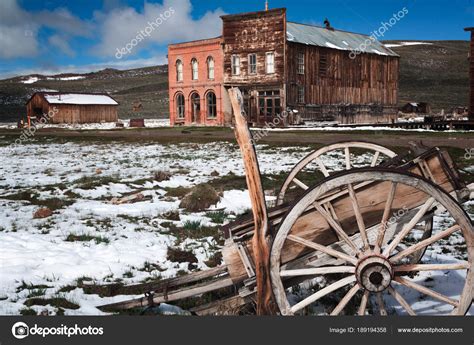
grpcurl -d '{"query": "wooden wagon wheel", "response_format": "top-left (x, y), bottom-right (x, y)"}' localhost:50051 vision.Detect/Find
top-left (276, 142), bottom-right (397, 206)
top-left (270, 169), bottom-right (473, 316)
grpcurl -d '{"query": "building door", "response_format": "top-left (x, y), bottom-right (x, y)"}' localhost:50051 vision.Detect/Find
top-left (258, 90), bottom-right (281, 125)
top-left (191, 93), bottom-right (200, 123)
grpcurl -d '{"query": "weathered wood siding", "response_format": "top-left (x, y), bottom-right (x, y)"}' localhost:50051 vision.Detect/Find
top-left (222, 8), bottom-right (286, 86)
top-left (286, 42), bottom-right (399, 109)
top-left (26, 94), bottom-right (118, 124)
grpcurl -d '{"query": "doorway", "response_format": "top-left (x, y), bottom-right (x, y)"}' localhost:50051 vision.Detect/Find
top-left (191, 93), bottom-right (200, 123)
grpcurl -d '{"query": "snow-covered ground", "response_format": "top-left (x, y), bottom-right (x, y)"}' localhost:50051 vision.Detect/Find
top-left (0, 119), bottom-right (170, 130)
top-left (0, 138), bottom-right (472, 315)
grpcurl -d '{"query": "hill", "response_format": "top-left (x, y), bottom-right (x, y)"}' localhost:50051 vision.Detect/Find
top-left (385, 40), bottom-right (470, 112)
top-left (0, 66), bottom-right (169, 122)
top-left (0, 40), bottom-right (469, 122)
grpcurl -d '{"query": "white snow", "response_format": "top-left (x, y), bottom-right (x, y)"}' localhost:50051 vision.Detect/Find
top-left (21, 77), bottom-right (40, 84)
top-left (0, 138), bottom-right (471, 316)
top-left (44, 93), bottom-right (118, 105)
top-left (325, 42), bottom-right (344, 50)
top-left (384, 41), bottom-right (433, 48)
top-left (56, 76), bottom-right (85, 81)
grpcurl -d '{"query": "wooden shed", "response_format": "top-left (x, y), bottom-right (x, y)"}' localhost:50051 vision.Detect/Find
top-left (465, 27), bottom-right (474, 121)
top-left (399, 102), bottom-right (431, 114)
top-left (26, 92), bottom-right (118, 124)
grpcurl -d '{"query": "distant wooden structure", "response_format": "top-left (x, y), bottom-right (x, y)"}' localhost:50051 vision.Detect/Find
top-left (400, 102), bottom-right (431, 114)
top-left (26, 92), bottom-right (118, 124)
top-left (465, 27), bottom-right (474, 121)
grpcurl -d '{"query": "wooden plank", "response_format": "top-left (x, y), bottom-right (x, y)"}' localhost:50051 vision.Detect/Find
top-left (228, 87), bottom-right (274, 315)
top-left (98, 276), bottom-right (234, 312)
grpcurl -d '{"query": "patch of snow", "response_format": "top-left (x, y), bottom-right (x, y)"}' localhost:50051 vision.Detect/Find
top-left (384, 41), bottom-right (433, 48)
top-left (21, 77), bottom-right (40, 84)
top-left (325, 42), bottom-right (344, 50)
top-left (44, 93), bottom-right (118, 105)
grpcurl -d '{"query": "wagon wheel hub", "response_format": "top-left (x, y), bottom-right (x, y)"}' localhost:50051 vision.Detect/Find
top-left (356, 256), bottom-right (393, 293)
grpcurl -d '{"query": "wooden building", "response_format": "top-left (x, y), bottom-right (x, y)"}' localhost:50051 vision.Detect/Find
top-left (26, 92), bottom-right (118, 124)
top-left (465, 27), bottom-right (474, 121)
top-left (169, 7), bottom-right (400, 126)
top-left (400, 102), bottom-right (431, 114)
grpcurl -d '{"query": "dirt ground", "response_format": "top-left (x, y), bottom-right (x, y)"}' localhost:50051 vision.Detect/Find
top-left (1, 126), bottom-right (473, 149)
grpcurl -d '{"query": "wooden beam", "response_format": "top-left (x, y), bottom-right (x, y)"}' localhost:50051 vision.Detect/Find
top-left (228, 87), bottom-right (275, 315)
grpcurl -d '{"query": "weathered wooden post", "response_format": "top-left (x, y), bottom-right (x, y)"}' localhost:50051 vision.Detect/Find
top-left (228, 87), bottom-right (275, 315)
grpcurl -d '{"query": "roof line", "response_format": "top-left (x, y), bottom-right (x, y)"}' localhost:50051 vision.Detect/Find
top-left (287, 21), bottom-right (373, 39)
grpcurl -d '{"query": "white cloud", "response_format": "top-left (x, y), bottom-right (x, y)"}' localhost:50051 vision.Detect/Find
top-left (0, 0), bottom-right (91, 59)
top-left (48, 34), bottom-right (76, 57)
top-left (93, 0), bottom-right (225, 57)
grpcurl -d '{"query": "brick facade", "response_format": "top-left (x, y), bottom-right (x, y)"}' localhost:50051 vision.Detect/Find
top-left (168, 37), bottom-right (231, 126)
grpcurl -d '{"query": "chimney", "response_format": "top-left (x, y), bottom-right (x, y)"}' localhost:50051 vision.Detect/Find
top-left (324, 18), bottom-right (334, 31)
top-left (265, 0), bottom-right (268, 11)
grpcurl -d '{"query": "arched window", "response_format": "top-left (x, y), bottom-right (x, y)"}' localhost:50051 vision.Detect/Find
top-left (176, 60), bottom-right (183, 82)
top-left (206, 91), bottom-right (217, 118)
top-left (207, 57), bottom-right (214, 79)
top-left (191, 58), bottom-right (198, 80)
top-left (176, 93), bottom-right (185, 119)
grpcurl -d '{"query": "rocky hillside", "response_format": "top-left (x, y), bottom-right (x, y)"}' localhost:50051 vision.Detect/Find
top-left (0, 66), bottom-right (168, 122)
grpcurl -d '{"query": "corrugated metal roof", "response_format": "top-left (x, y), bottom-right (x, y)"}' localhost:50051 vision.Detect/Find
top-left (287, 22), bottom-right (399, 57)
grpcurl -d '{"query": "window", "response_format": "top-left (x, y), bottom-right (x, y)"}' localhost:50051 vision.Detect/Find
top-left (207, 57), bottom-right (214, 80)
top-left (297, 85), bottom-right (305, 103)
top-left (176, 93), bottom-right (185, 119)
top-left (258, 90), bottom-right (280, 120)
top-left (191, 58), bottom-right (198, 80)
top-left (297, 52), bottom-right (305, 74)
top-left (176, 60), bottom-right (183, 82)
top-left (206, 91), bottom-right (217, 118)
top-left (232, 55), bottom-right (240, 75)
top-left (266, 52), bottom-right (275, 74)
top-left (248, 54), bottom-right (257, 74)
top-left (319, 51), bottom-right (328, 77)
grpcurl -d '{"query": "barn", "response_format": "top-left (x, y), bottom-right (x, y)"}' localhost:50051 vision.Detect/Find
top-left (26, 92), bottom-right (118, 124)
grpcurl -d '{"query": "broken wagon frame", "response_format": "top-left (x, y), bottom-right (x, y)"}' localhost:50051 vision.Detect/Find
top-left (98, 88), bottom-right (473, 316)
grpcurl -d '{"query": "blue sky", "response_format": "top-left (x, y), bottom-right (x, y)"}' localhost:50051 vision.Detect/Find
top-left (0, 0), bottom-right (472, 79)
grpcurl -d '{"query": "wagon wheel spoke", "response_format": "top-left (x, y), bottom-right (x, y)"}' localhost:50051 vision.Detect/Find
top-left (390, 224), bottom-right (461, 263)
top-left (330, 284), bottom-right (360, 316)
top-left (382, 197), bottom-right (435, 257)
top-left (394, 262), bottom-right (469, 272)
top-left (376, 293), bottom-right (387, 315)
top-left (374, 182), bottom-right (397, 253)
top-left (387, 285), bottom-right (416, 315)
top-left (344, 147), bottom-right (351, 170)
top-left (313, 202), bottom-right (360, 255)
top-left (280, 266), bottom-right (355, 277)
top-left (370, 151), bottom-right (381, 167)
top-left (287, 234), bottom-right (358, 265)
top-left (315, 158), bottom-right (330, 177)
top-left (358, 290), bottom-right (370, 315)
top-left (393, 276), bottom-right (459, 307)
top-left (290, 276), bottom-right (356, 313)
top-left (347, 183), bottom-right (369, 250)
top-left (292, 178), bottom-right (309, 191)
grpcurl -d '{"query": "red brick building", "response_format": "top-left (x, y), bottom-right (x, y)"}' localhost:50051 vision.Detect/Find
top-left (168, 37), bottom-right (232, 126)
